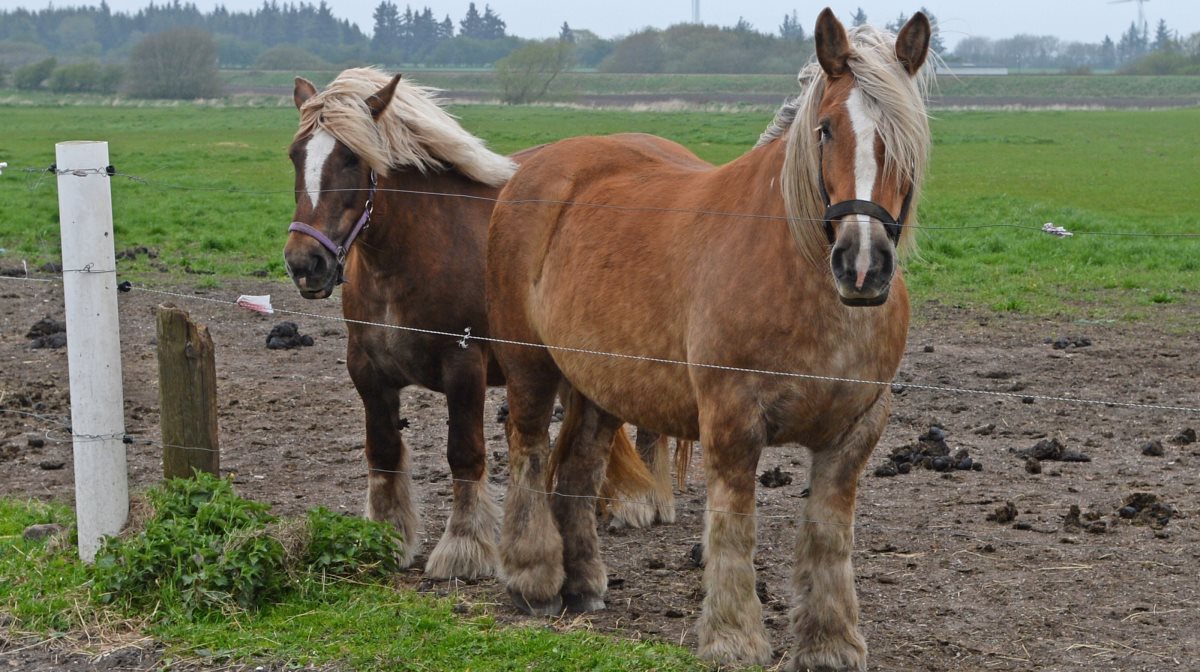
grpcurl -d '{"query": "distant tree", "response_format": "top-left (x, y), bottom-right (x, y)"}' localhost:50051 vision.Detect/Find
top-left (480, 5), bottom-right (506, 39)
top-left (571, 28), bottom-right (614, 68)
top-left (560, 21), bottom-right (574, 44)
top-left (1117, 20), bottom-right (1148, 63)
top-left (439, 15), bottom-right (454, 40)
top-left (1152, 19), bottom-right (1175, 52)
top-left (495, 38), bottom-right (573, 103)
top-left (920, 7), bottom-right (945, 54)
top-left (127, 29), bottom-right (221, 99)
top-left (885, 13), bottom-right (908, 34)
top-left (459, 2), bottom-right (483, 38)
top-left (12, 57), bottom-right (56, 90)
top-left (371, 1), bottom-right (400, 56)
top-left (598, 29), bottom-right (664, 73)
top-left (1099, 35), bottom-right (1117, 69)
top-left (851, 8), bottom-right (868, 27)
top-left (780, 11), bottom-right (805, 41)
top-left (0, 62), bottom-right (9, 87)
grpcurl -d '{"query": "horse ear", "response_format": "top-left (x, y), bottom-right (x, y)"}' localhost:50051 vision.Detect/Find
top-left (367, 74), bottom-right (402, 120)
top-left (814, 7), bottom-right (852, 79)
top-left (895, 12), bottom-right (932, 75)
top-left (293, 77), bottom-right (317, 111)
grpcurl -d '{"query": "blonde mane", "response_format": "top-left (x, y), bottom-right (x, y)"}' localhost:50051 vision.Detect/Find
top-left (295, 67), bottom-right (515, 186)
top-left (764, 25), bottom-right (933, 263)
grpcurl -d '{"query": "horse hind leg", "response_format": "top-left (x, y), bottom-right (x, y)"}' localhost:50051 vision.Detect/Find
top-left (607, 428), bottom-right (676, 529)
top-left (360, 384), bottom-right (421, 569)
top-left (426, 354), bottom-right (499, 579)
top-left (787, 392), bottom-right (892, 672)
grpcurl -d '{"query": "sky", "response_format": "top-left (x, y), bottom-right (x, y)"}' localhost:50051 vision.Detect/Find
top-left (2, 0), bottom-right (1197, 48)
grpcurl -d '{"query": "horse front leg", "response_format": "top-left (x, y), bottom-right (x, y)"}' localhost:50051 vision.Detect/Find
top-left (696, 415), bottom-right (772, 666)
top-left (787, 391), bottom-right (891, 672)
top-left (499, 373), bottom-right (564, 616)
top-left (426, 348), bottom-right (499, 579)
top-left (356, 379), bottom-right (421, 569)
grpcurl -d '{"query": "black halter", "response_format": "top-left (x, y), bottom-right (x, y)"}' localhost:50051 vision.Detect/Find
top-left (816, 145), bottom-right (913, 246)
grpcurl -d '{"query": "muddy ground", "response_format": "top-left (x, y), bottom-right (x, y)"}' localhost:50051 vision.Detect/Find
top-left (1, 275), bottom-right (1197, 671)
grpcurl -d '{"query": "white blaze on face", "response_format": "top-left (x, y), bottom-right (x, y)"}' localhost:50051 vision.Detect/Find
top-left (845, 87), bottom-right (879, 289)
top-left (303, 129), bottom-right (337, 209)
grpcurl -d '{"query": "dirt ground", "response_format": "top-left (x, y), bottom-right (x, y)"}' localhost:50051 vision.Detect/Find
top-left (1, 274), bottom-right (1197, 671)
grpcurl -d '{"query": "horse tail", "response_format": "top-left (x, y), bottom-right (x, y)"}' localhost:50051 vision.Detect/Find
top-left (547, 387), bottom-right (653, 511)
top-left (674, 439), bottom-right (694, 492)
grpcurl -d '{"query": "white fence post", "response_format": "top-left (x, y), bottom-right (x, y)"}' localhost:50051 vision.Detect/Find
top-left (55, 141), bottom-right (128, 563)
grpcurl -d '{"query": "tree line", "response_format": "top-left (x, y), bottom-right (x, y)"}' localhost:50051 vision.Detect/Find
top-left (0, 3), bottom-right (1197, 101)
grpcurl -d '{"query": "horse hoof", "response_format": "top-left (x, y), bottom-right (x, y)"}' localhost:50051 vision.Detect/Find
top-left (562, 593), bottom-right (606, 613)
top-left (508, 589), bottom-right (563, 617)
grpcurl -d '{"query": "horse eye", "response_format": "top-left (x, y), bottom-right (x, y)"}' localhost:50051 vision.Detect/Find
top-left (815, 121), bottom-right (832, 143)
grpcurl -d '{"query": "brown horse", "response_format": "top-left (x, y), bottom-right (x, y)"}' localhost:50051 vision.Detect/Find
top-left (282, 69), bottom-right (663, 578)
top-left (486, 10), bottom-right (931, 670)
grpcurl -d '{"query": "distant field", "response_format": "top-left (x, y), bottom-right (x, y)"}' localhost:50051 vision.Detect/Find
top-left (0, 103), bottom-right (1197, 320)
top-left (221, 69), bottom-right (1200, 103)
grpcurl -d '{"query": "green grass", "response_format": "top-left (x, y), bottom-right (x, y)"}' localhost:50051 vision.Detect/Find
top-left (219, 69), bottom-right (1200, 101)
top-left (0, 499), bottom-right (706, 670)
top-left (0, 102), bottom-right (1197, 318)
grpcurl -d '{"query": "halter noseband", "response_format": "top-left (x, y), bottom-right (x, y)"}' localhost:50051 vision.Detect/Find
top-left (816, 144), bottom-right (913, 246)
top-left (288, 171), bottom-right (377, 285)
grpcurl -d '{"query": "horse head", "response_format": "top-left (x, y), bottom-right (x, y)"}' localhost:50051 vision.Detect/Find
top-left (283, 74), bottom-right (400, 299)
top-left (811, 8), bottom-right (930, 306)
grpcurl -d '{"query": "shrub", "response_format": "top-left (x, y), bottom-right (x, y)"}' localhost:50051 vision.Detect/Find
top-left (126, 28), bottom-right (222, 99)
top-left (92, 473), bottom-right (403, 619)
top-left (12, 57), bottom-right (56, 90)
top-left (47, 61), bottom-right (123, 93)
top-left (495, 40), bottom-right (573, 104)
top-left (0, 62), bottom-right (9, 87)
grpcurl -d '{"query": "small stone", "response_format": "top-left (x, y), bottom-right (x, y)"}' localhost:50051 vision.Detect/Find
top-left (1169, 428), bottom-right (1195, 445)
top-left (688, 543), bottom-right (704, 568)
top-left (897, 462), bottom-right (912, 474)
top-left (27, 437), bottom-right (45, 448)
top-left (1025, 457), bottom-right (1042, 474)
top-left (1141, 440), bottom-right (1165, 457)
top-left (1085, 521), bottom-right (1107, 534)
top-left (971, 462), bottom-right (983, 471)
top-left (923, 344), bottom-right (935, 353)
top-left (664, 608), bottom-right (685, 618)
top-left (931, 456), bottom-right (951, 472)
top-left (23, 523), bottom-right (65, 541)
top-left (38, 460), bottom-right (65, 470)
top-left (1118, 506), bottom-right (1138, 519)
top-left (1012, 521), bottom-right (1033, 531)
top-left (1021, 396), bottom-right (1035, 404)
top-left (646, 557), bottom-right (665, 570)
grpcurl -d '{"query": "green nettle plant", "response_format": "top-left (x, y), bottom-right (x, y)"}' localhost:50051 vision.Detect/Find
top-left (92, 473), bottom-right (402, 618)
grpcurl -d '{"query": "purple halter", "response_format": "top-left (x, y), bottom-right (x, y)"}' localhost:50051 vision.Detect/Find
top-left (288, 171), bottom-right (377, 284)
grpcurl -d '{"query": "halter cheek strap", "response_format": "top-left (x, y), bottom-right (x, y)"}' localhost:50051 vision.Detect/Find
top-left (288, 171), bottom-right (377, 284)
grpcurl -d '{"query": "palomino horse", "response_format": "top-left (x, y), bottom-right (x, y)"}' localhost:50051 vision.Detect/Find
top-left (282, 69), bottom-right (662, 578)
top-left (486, 10), bottom-right (931, 670)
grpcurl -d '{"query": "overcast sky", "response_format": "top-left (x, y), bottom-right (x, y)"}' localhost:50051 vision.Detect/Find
top-left (3, 0), bottom-right (1197, 48)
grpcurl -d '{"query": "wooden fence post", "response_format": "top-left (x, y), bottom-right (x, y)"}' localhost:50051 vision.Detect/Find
top-left (156, 305), bottom-right (219, 478)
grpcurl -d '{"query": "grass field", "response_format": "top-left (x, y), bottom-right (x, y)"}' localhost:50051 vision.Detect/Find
top-left (1, 101), bottom-right (1196, 320)
top-left (220, 69), bottom-right (1200, 101)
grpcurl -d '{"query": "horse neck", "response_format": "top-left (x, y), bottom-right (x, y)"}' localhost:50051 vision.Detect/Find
top-left (350, 167), bottom-right (496, 273)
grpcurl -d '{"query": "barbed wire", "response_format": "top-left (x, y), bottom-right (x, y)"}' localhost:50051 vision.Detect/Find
top-left (1, 405), bottom-right (1189, 564)
top-left (8, 164), bottom-right (1200, 238)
